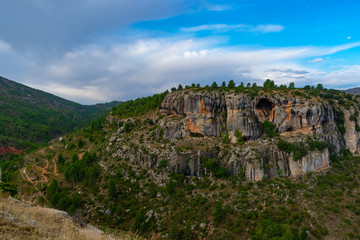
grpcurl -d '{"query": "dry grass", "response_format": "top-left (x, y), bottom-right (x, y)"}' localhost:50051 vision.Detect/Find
top-left (0, 193), bottom-right (142, 240)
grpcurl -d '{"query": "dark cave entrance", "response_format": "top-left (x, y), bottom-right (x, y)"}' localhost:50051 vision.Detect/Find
top-left (255, 98), bottom-right (275, 119)
top-left (286, 126), bottom-right (294, 132)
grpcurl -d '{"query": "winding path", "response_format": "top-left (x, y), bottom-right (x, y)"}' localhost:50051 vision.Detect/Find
top-left (21, 155), bottom-right (58, 185)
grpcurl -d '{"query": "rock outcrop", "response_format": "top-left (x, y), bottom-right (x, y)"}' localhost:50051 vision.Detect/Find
top-left (344, 106), bottom-right (360, 155)
top-left (110, 89), bottom-right (360, 181)
top-left (160, 90), bottom-right (339, 143)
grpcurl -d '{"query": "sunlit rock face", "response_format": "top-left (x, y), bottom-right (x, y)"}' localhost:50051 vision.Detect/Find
top-left (160, 90), bottom-right (337, 142)
top-left (123, 89), bottom-right (359, 181)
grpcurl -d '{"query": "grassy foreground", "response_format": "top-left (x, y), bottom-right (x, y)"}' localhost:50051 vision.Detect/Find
top-left (0, 193), bottom-right (142, 240)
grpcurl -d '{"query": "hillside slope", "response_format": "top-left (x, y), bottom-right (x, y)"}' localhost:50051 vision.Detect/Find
top-left (0, 77), bottom-right (119, 150)
top-left (7, 84), bottom-right (360, 239)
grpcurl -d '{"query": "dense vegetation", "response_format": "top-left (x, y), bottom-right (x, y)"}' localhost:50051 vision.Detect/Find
top-left (276, 138), bottom-right (328, 161)
top-left (0, 77), bottom-right (119, 150)
top-left (112, 91), bottom-right (168, 118)
top-left (27, 138), bottom-right (360, 239)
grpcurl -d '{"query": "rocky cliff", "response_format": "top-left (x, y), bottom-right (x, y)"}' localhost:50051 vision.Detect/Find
top-left (160, 91), bottom-right (338, 141)
top-left (109, 89), bottom-right (360, 181)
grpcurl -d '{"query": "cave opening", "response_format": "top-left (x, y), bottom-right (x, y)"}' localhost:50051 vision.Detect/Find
top-left (255, 98), bottom-right (275, 119)
top-left (286, 126), bottom-right (294, 132)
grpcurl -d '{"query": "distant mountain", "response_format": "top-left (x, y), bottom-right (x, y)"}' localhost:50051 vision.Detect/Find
top-left (0, 76), bottom-right (120, 150)
top-left (345, 87), bottom-right (360, 95)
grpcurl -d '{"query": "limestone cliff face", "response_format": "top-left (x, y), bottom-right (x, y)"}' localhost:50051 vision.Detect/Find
top-left (156, 89), bottom-right (348, 180)
top-left (344, 107), bottom-right (360, 155)
top-left (160, 90), bottom-right (337, 142)
top-left (110, 90), bottom-right (359, 181)
top-left (160, 91), bottom-right (226, 137)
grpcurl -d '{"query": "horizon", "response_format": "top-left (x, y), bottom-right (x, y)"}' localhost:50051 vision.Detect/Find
top-left (1, 0), bottom-right (360, 104)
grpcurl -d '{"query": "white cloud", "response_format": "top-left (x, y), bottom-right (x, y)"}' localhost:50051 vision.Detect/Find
top-left (204, 4), bottom-right (233, 11)
top-left (253, 25), bottom-right (285, 33)
top-left (181, 24), bottom-right (285, 33)
top-left (320, 65), bottom-right (360, 87)
top-left (28, 82), bottom-right (108, 103)
top-left (0, 40), bottom-right (11, 52)
top-left (16, 38), bottom-right (357, 104)
top-left (308, 57), bottom-right (324, 63)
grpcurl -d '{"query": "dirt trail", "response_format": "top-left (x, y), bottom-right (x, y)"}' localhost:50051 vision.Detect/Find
top-left (21, 167), bottom-right (33, 184)
top-left (21, 154), bottom-right (58, 185)
top-left (36, 160), bottom-right (50, 183)
top-left (52, 157), bottom-right (58, 174)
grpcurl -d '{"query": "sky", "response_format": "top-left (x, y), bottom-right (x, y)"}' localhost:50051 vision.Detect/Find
top-left (1, 0), bottom-right (360, 104)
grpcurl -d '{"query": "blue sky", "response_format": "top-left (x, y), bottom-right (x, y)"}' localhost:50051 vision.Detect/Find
top-left (0, 0), bottom-right (360, 104)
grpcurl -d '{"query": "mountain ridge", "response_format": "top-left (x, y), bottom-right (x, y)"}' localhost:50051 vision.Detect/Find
top-left (0, 76), bottom-right (120, 150)
top-left (345, 87), bottom-right (360, 95)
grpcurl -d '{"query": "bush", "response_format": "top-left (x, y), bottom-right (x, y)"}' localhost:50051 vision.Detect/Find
top-left (215, 167), bottom-right (229, 178)
top-left (307, 139), bottom-right (328, 151)
top-left (0, 182), bottom-right (17, 196)
top-left (234, 129), bottom-right (245, 144)
top-left (202, 157), bottom-right (229, 178)
top-left (133, 210), bottom-right (147, 233)
top-left (277, 139), bottom-right (308, 161)
top-left (158, 159), bottom-right (167, 168)
top-left (263, 121), bottom-right (279, 138)
top-left (222, 131), bottom-right (231, 144)
top-left (213, 201), bottom-right (225, 223)
top-left (277, 139), bottom-right (295, 153)
top-left (350, 114), bottom-right (357, 121)
top-left (252, 219), bottom-right (307, 240)
top-left (114, 91), bottom-right (168, 118)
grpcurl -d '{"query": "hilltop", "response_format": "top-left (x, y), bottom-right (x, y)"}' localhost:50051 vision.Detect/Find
top-left (345, 87), bottom-right (360, 96)
top-left (3, 81), bottom-right (360, 239)
top-left (0, 77), bottom-right (120, 150)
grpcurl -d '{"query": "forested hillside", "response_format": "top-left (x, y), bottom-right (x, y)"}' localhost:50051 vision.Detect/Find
top-left (0, 77), bottom-right (119, 150)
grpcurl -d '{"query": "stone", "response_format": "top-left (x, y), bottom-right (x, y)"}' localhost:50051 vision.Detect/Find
top-left (110, 137), bottom-right (117, 144)
top-left (28, 219), bottom-right (38, 226)
top-left (145, 210), bottom-right (154, 222)
top-left (105, 209), bottom-right (111, 215)
top-left (116, 126), bottom-right (124, 135)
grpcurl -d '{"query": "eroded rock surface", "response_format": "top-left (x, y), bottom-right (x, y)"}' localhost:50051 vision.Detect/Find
top-left (110, 89), bottom-right (360, 181)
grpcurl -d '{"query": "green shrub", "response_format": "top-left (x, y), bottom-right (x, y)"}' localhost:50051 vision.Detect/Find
top-left (222, 131), bottom-right (231, 144)
top-left (277, 139), bottom-right (295, 153)
top-left (202, 157), bottom-right (229, 178)
top-left (307, 139), bottom-right (328, 151)
top-left (263, 121), bottom-right (279, 138)
top-left (213, 201), bottom-right (225, 223)
top-left (0, 182), bottom-right (17, 196)
top-left (277, 139), bottom-right (308, 161)
top-left (114, 91), bottom-right (168, 118)
top-left (158, 159), bottom-right (167, 168)
top-left (234, 129), bottom-right (245, 144)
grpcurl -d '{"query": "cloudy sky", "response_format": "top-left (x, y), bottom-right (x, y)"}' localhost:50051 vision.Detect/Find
top-left (1, 0), bottom-right (360, 104)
